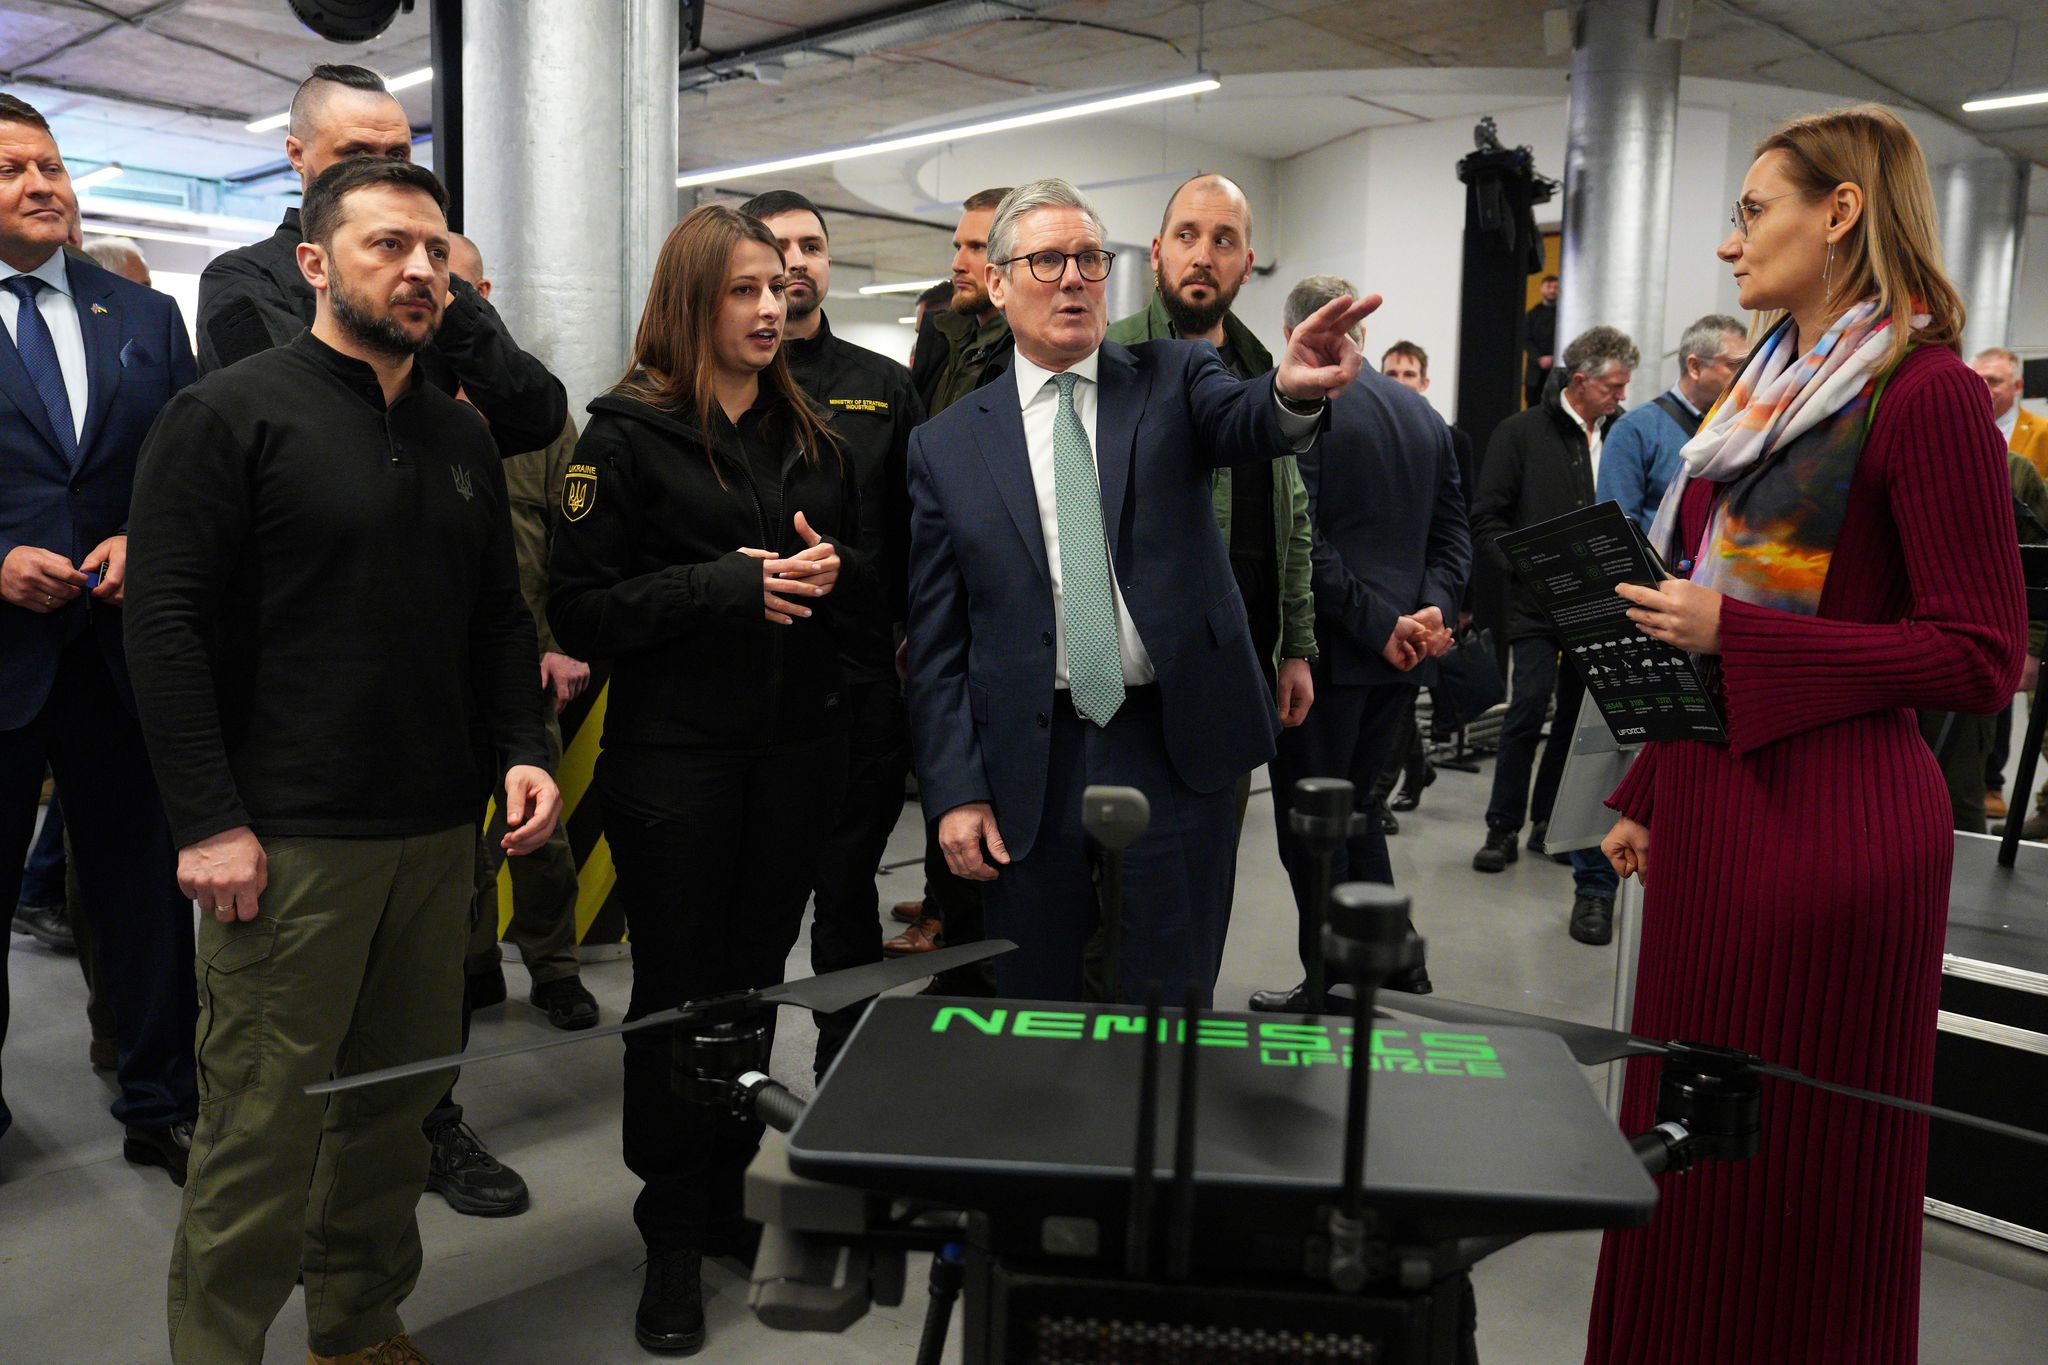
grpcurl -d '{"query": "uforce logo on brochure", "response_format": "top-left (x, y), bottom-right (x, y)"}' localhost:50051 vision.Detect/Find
top-left (930, 1006), bottom-right (1506, 1078)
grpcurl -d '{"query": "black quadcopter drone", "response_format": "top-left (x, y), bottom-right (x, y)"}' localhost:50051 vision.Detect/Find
top-left (313, 778), bottom-right (2048, 1365)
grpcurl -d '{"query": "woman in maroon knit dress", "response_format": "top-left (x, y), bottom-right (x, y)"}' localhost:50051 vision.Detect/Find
top-left (1586, 107), bottom-right (2025, 1363)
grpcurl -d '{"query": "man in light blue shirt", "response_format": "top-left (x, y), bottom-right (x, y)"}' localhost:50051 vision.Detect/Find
top-left (1596, 314), bottom-right (1748, 526)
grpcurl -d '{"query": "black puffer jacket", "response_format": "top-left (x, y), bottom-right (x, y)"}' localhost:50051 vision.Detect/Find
top-left (547, 384), bottom-right (864, 750)
top-left (1469, 391), bottom-right (1619, 640)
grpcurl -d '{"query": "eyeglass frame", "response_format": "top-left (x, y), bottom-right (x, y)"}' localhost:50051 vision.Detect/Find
top-left (1729, 191), bottom-right (1798, 240)
top-left (994, 248), bottom-right (1117, 283)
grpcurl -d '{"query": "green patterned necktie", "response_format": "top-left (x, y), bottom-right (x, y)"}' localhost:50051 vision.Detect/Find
top-left (1051, 371), bottom-right (1125, 726)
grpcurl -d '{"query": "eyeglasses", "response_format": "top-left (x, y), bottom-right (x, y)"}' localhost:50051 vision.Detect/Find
top-left (997, 248), bottom-right (1116, 283)
top-left (1729, 191), bottom-right (1797, 239)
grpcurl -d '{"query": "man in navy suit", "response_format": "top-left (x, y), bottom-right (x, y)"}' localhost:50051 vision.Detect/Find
top-left (0, 94), bottom-right (198, 1176)
top-left (905, 179), bottom-right (1374, 1005)
top-left (1253, 277), bottom-right (1473, 1012)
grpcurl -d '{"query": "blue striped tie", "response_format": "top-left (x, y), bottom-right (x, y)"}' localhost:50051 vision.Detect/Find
top-left (4, 275), bottom-right (80, 466)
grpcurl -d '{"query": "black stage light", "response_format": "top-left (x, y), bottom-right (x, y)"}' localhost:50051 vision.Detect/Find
top-left (289, 0), bottom-right (415, 44)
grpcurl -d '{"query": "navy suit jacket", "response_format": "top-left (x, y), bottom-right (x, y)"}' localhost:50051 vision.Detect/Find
top-left (1300, 366), bottom-right (1472, 687)
top-left (906, 338), bottom-right (1295, 860)
top-left (0, 254), bottom-right (196, 730)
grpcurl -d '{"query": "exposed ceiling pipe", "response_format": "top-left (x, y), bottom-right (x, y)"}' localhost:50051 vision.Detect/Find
top-left (676, 0), bottom-right (1068, 93)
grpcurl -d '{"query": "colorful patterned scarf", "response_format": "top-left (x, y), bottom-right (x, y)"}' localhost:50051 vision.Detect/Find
top-left (1647, 299), bottom-right (1914, 616)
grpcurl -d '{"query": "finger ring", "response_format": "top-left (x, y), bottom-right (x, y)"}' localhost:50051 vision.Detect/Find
top-left (214, 904), bottom-right (232, 915)
top-left (44, 594), bottom-right (53, 606)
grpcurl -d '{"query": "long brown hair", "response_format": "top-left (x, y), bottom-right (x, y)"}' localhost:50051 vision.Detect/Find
top-left (617, 204), bottom-right (839, 470)
top-left (1753, 105), bottom-right (1963, 367)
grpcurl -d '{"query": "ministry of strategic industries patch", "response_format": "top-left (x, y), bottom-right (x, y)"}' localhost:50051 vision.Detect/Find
top-left (563, 462), bottom-right (598, 522)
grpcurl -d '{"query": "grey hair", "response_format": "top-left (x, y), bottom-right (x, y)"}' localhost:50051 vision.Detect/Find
top-left (1283, 274), bottom-right (1361, 340)
top-left (83, 238), bottom-right (145, 269)
top-left (986, 179), bottom-right (1107, 275)
top-left (1678, 313), bottom-right (1747, 366)
top-left (1560, 325), bottom-right (1640, 379)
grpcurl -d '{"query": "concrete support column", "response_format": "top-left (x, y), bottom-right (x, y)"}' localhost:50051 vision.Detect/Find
top-left (463, 0), bottom-right (679, 412)
top-left (1556, 0), bottom-right (1682, 402)
top-left (1940, 156), bottom-right (2031, 362)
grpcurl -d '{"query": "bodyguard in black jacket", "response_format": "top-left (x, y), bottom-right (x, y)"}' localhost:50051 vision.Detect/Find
top-left (193, 67), bottom-right (564, 457)
top-left (199, 206), bottom-right (565, 459)
top-left (545, 205), bottom-right (863, 1357)
top-left (741, 190), bottom-right (924, 1077)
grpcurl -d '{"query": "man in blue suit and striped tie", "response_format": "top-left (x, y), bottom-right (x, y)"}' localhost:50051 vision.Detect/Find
top-left (0, 94), bottom-right (199, 1178)
top-left (905, 179), bottom-right (1375, 1005)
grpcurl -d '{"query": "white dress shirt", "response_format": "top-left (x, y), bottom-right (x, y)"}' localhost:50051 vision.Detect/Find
top-left (0, 249), bottom-right (89, 445)
top-left (1562, 388), bottom-right (1603, 481)
top-left (1012, 347), bottom-right (1159, 689)
top-left (1011, 344), bottom-right (1326, 690)
top-left (1998, 401), bottom-right (2019, 447)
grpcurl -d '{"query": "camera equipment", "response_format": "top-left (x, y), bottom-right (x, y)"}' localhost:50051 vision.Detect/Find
top-left (1082, 785), bottom-right (1150, 1003)
top-left (289, 0), bottom-right (414, 45)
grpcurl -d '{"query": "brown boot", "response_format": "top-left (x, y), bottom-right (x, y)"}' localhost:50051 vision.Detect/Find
top-left (882, 917), bottom-right (943, 955)
top-left (308, 1333), bottom-right (431, 1364)
top-left (890, 898), bottom-right (923, 924)
top-left (1985, 789), bottom-right (2009, 819)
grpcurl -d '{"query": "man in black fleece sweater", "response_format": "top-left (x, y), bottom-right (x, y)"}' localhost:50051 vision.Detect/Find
top-left (124, 159), bottom-right (558, 1365)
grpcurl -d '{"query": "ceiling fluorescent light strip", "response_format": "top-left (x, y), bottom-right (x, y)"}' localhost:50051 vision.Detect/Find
top-left (859, 277), bottom-right (947, 296)
top-left (78, 195), bottom-right (275, 236)
top-left (246, 67), bottom-right (432, 133)
top-left (81, 221), bottom-right (257, 249)
top-left (71, 163), bottom-right (124, 191)
top-left (677, 75), bottom-right (1221, 189)
top-left (1961, 89), bottom-right (2048, 113)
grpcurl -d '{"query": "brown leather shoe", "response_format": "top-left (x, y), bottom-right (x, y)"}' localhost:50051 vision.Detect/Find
top-left (308, 1333), bottom-right (431, 1364)
top-left (1985, 790), bottom-right (2009, 819)
top-left (883, 917), bottom-right (943, 956)
top-left (890, 898), bottom-right (923, 924)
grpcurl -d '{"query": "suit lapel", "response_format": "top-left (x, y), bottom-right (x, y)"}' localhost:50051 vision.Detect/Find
top-left (972, 379), bottom-right (1051, 586)
top-left (1094, 342), bottom-right (1142, 562)
top-left (0, 302), bottom-right (66, 467)
top-left (68, 259), bottom-right (120, 463)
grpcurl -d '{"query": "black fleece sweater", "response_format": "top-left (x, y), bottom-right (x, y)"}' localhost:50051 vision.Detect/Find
top-left (124, 331), bottom-right (550, 846)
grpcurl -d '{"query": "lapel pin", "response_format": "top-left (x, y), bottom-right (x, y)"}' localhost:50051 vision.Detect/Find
top-left (91, 303), bottom-right (110, 315)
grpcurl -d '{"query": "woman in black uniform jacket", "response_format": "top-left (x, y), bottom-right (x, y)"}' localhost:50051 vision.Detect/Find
top-left (548, 205), bottom-right (859, 1355)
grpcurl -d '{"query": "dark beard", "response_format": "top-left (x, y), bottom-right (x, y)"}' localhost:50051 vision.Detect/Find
top-left (329, 264), bottom-right (434, 361)
top-left (1156, 263), bottom-right (1233, 337)
top-left (783, 283), bottom-right (820, 326)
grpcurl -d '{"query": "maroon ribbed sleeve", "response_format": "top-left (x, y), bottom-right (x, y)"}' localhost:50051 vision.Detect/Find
top-left (1716, 360), bottom-right (2025, 755)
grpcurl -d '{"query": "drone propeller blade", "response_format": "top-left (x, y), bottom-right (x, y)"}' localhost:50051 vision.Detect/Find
top-left (1377, 993), bottom-right (1669, 1067)
top-left (305, 1006), bottom-right (688, 1096)
top-left (756, 939), bottom-right (1017, 1016)
top-left (308, 939), bottom-right (1019, 1097)
top-left (1751, 1061), bottom-right (2048, 1151)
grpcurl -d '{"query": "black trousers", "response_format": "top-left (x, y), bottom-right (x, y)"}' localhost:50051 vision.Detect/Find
top-left (806, 679), bottom-right (909, 1078)
top-left (1484, 634), bottom-right (1583, 836)
top-left (1270, 673), bottom-right (1417, 982)
top-left (0, 633), bottom-right (197, 1135)
top-left (602, 737), bottom-right (847, 1253)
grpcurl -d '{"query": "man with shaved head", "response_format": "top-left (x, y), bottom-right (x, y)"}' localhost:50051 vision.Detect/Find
top-left (196, 63), bottom-right (565, 458)
top-left (1108, 173), bottom-right (1318, 834)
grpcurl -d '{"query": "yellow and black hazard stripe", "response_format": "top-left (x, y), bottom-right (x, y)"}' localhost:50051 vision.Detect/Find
top-left (489, 668), bottom-right (628, 945)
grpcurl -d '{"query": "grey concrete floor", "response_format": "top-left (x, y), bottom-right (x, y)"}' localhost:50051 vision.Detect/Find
top-left (3, 760), bottom-right (2046, 1363)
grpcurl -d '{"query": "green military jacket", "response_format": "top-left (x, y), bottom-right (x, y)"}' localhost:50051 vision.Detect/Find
top-left (1105, 292), bottom-right (1316, 666)
top-left (506, 414), bottom-right (579, 657)
top-left (926, 308), bottom-right (1013, 417)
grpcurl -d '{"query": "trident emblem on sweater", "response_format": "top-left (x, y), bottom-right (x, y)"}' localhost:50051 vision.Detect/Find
top-left (451, 465), bottom-right (475, 502)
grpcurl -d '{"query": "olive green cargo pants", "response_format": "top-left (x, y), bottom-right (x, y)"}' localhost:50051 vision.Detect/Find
top-left (167, 825), bottom-right (471, 1363)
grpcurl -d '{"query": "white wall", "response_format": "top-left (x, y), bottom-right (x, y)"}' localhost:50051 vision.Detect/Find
top-left (1240, 96), bottom-right (1744, 423)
